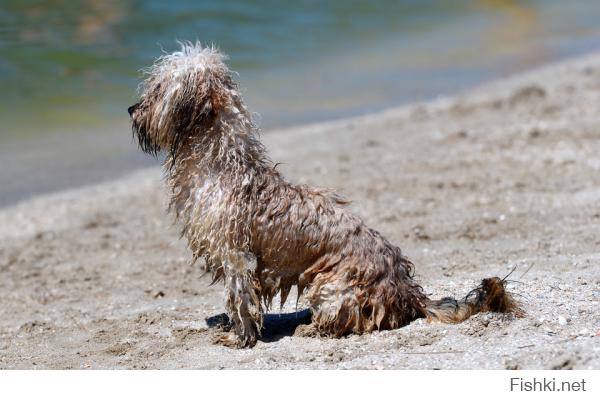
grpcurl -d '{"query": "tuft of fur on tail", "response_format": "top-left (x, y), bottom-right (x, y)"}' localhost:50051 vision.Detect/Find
top-left (424, 277), bottom-right (523, 323)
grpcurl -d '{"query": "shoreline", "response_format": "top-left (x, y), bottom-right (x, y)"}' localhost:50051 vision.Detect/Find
top-left (1, 52), bottom-right (599, 369)
top-left (4, 47), bottom-right (600, 209)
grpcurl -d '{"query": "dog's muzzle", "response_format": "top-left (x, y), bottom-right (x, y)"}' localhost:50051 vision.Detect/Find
top-left (128, 103), bottom-right (139, 117)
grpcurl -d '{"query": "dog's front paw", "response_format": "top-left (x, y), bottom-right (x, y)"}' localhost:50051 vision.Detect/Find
top-left (293, 323), bottom-right (319, 337)
top-left (212, 331), bottom-right (242, 348)
top-left (212, 331), bottom-right (257, 348)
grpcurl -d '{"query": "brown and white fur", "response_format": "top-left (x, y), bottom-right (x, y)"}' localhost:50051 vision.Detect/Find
top-left (128, 42), bottom-right (522, 348)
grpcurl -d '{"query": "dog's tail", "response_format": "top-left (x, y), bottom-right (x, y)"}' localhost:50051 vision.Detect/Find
top-left (422, 277), bottom-right (523, 323)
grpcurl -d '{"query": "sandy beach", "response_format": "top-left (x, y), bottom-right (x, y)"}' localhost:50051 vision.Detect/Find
top-left (1, 53), bottom-right (599, 369)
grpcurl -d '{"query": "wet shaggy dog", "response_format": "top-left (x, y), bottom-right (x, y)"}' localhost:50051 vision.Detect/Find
top-left (128, 42), bottom-right (521, 348)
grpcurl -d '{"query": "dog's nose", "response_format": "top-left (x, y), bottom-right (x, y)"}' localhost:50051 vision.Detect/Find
top-left (128, 103), bottom-right (139, 116)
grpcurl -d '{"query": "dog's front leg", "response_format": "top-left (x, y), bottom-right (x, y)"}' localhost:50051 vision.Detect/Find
top-left (215, 251), bottom-right (263, 348)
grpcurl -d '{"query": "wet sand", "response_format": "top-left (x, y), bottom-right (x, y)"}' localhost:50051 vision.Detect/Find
top-left (0, 53), bottom-right (599, 369)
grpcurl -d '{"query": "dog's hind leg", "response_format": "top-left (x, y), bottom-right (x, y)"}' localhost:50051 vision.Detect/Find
top-left (300, 257), bottom-right (427, 337)
top-left (213, 251), bottom-right (263, 348)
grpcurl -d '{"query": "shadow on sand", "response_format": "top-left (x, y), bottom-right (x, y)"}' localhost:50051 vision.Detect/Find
top-left (205, 309), bottom-right (312, 343)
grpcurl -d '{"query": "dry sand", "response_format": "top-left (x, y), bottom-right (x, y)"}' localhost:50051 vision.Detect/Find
top-left (1, 53), bottom-right (599, 369)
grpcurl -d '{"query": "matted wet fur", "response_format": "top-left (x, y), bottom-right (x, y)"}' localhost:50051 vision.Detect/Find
top-left (128, 42), bottom-right (522, 348)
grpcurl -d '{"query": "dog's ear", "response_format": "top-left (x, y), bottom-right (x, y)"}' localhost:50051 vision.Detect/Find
top-left (206, 75), bottom-right (236, 114)
top-left (172, 79), bottom-right (218, 133)
top-left (186, 72), bottom-right (235, 117)
top-left (170, 63), bottom-right (237, 133)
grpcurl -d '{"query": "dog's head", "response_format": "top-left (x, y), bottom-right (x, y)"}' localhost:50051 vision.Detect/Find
top-left (129, 42), bottom-right (237, 155)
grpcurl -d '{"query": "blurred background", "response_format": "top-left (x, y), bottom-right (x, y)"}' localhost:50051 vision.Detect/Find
top-left (1, 0), bottom-right (600, 206)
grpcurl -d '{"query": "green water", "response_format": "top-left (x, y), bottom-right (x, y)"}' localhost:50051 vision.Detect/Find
top-left (0, 0), bottom-right (468, 133)
top-left (1, 0), bottom-right (600, 205)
